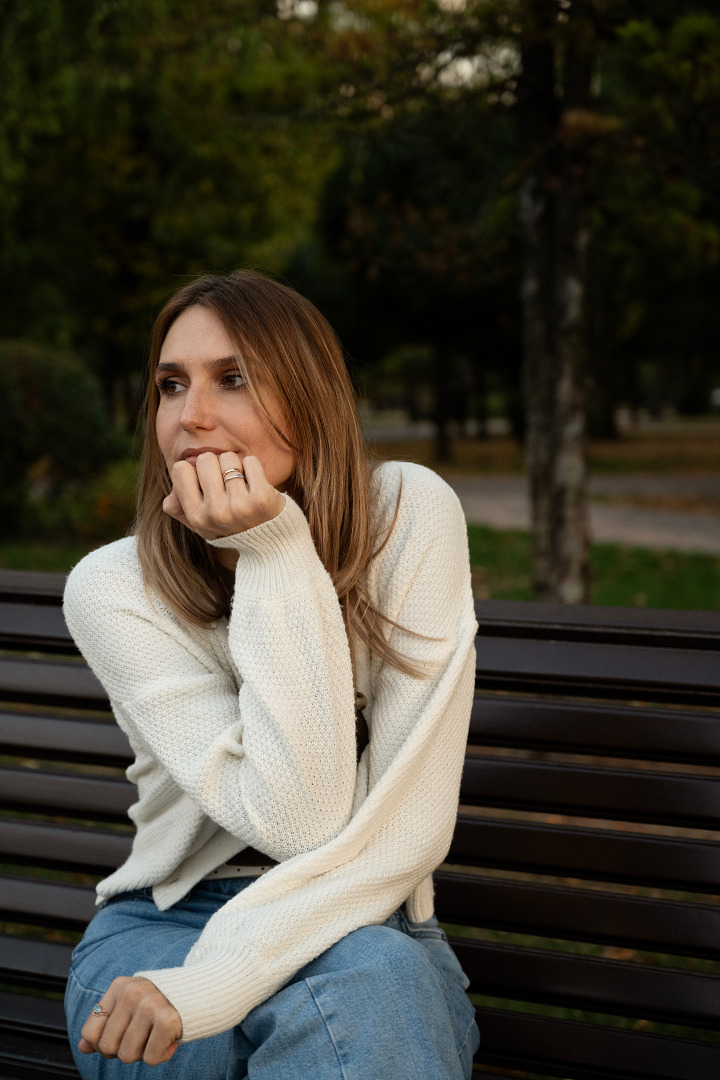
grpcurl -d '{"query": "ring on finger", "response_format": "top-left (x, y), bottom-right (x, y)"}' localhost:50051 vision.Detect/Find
top-left (222, 469), bottom-right (245, 483)
top-left (92, 1003), bottom-right (111, 1017)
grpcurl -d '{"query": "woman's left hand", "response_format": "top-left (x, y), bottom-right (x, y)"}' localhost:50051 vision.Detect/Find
top-left (163, 452), bottom-right (285, 541)
top-left (79, 976), bottom-right (182, 1066)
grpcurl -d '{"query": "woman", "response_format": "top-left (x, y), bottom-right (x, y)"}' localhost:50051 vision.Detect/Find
top-left (63, 270), bottom-right (480, 1078)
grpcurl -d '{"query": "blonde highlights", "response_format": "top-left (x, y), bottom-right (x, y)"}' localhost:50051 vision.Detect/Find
top-left (135, 270), bottom-right (417, 675)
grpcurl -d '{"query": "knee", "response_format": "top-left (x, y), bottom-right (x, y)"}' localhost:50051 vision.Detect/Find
top-left (328, 924), bottom-right (437, 983)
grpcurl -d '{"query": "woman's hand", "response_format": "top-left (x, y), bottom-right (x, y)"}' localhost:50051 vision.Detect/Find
top-left (163, 452), bottom-right (285, 540)
top-left (79, 976), bottom-right (182, 1066)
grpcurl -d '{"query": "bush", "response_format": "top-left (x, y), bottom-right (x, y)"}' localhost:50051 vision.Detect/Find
top-left (0, 340), bottom-right (123, 536)
top-left (26, 457), bottom-right (140, 544)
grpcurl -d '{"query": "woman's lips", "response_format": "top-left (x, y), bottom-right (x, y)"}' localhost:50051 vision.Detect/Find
top-left (179, 447), bottom-right (229, 465)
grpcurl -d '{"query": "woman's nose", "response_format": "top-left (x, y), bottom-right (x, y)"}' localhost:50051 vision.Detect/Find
top-left (179, 387), bottom-right (214, 431)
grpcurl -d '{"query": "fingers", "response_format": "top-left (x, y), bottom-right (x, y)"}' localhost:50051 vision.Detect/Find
top-left (79, 978), bottom-right (124, 1055)
top-left (164, 453), bottom-right (284, 539)
top-left (79, 976), bottom-right (182, 1066)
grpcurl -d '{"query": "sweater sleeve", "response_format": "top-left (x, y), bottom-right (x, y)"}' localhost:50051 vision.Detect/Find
top-left (136, 465), bottom-right (478, 1042)
top-left (62, 497), bottom-right (358, 861)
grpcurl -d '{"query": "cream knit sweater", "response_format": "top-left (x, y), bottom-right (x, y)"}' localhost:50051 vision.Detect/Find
top-left (63, 461), bottom-right (478, 1044)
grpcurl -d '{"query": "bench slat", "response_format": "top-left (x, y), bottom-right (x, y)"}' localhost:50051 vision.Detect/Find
top-left (470, 695), bottom-right (720, 765)
top-left (0, 878), bottom-right (97, 930)
top-left (0, 821), bottom-right (132, 873)
top-left (0, 991), bottom-right (67, 1038)
top-left (435, 871), bottom-right (720, 958)
top-left (0, 1034), bottom-right (78, 1080)
top-left (0, 603), bottom-right (75, 653)
top-left (0, 766), bottom-right (134, 820)
top-left (449, 815), bottom-right (720, 893)
top-left (0, 935), bottom-right (74, 990)
top-left (461, 757), bottom-right (720, 828)
top-left (453, 938), bottom-right (720, 1028)
top-left (0, 711), bottom-right (130, 766)
top-left (0, 657), bottom-right (107, 709)
top-left (0, 569), bottom-right (66, 604)
top-left (475, 598), bottom-right (720, 647)
top-left (475, 1004), bottom-right (720, 1080)
top-left (474, 636), bottom-right (720, 704)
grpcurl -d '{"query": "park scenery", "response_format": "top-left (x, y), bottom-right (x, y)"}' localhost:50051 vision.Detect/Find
top-left (1, 0), bottom-right (719, 609)
top-left (1, 7), bottom-right (720, 1078)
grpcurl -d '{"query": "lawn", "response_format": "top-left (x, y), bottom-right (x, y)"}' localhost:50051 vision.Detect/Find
top-left (467, 525), bottom-right (720, 610)
top-left (2, 527), bottom-right (719, 611)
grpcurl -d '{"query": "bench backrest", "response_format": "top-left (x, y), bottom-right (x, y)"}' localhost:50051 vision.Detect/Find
top-left (1, 569), bottom-right (719, 1080)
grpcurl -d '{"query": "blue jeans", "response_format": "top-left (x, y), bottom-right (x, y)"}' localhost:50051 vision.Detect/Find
top-left (65, 877), bottom-right (479, 1079)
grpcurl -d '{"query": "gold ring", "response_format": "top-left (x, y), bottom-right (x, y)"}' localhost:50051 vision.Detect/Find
top-left (92, 1003), bottom-right (110, 1017)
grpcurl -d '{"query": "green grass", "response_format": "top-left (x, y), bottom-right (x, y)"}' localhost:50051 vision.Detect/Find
top-left (0, 542), bottom-right (93, 572)
top-left (1, 527), bottom-right (720, 610)
top-left (467, 525), bottom-right (720, 610)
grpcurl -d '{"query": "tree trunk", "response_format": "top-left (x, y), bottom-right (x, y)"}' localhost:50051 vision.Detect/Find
top-left (518, 0), bottom-right (594, 603)
top-left (432, 341), bottom-right (453, 464)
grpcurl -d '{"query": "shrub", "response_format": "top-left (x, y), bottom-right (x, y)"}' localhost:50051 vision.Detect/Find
top-left (0, 340), bottom-right (123, 535)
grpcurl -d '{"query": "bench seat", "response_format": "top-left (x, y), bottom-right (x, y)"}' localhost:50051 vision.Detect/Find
top-left (1, 571), bottom-right (719, 1079)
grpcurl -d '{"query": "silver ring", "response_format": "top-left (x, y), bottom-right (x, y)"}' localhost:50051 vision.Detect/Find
top-left (222, 469), bottom-right (245, 482)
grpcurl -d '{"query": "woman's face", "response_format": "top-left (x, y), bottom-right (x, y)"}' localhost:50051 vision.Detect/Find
top-left (155, 305), bottom-right (297, 491)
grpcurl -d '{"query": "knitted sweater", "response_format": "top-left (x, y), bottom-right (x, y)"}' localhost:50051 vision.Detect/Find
top-left (63, 461), bottom-right (478, 1043)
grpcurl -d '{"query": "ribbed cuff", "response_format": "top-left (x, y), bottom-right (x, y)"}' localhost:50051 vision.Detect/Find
top-left (208, 496), bottom-right (326, 600)
top-left (136, 944), bottom-right (269, 1043)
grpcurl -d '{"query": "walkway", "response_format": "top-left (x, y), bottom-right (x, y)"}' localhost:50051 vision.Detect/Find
top-left (445, 474), bottom-right (720, 555)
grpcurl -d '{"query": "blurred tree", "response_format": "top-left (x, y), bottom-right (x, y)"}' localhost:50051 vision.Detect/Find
top-left (310, 101), bottom-right (522, 461)
top-left (0, 0), bottom-right (336, 421)
top-left (279, 0), bottom-right (720, 601)
top-left (0, 340), bottom-right (119, 535)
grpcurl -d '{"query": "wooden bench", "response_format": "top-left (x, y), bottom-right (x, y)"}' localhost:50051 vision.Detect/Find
top-left (1, 567), bottom-right (719, 1079)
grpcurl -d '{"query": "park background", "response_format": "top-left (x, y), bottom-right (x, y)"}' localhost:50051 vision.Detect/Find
top-left (2, 0), bottom-right (720, 608)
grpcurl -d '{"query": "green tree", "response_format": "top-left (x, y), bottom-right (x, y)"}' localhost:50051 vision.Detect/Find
top-left (0, 0), bottom-right (336, 419)
top-left (0, 340), bottom-right (118, 534)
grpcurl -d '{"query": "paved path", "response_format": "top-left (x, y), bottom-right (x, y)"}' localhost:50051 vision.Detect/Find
top-left (444, 474), bottom-right (720, 555)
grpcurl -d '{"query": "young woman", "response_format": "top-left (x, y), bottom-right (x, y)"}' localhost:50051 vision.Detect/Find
top-left (63, 271), bottom-right (480, 1078)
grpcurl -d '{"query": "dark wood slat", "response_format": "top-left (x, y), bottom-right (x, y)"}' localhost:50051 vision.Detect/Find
top-left (474, 1005), bottom-right (720, 1080)
top-left (461, 757), bottom-right (720, 829)
top-left (475, 598), bottom-right (720, 649)
top-left (0, 657), bottom-right (107, 709)
top-left (0, 1034), bottom-right (79, 1080)
top-left (0, 711), bottom-right (129, 766)
top-left (0, 766), bottom-right (134, 820)
top-left (0, 878), bottom-right (97, 930)
top-left (0, 990), bottom-right (67, 1038)
top-left (435, 872), bottom-right (720, 958)
top-left (0, 820), bottom-right (132, 874)
top-left (0, 935), bottom-right (74, 990)
top-left (448, 815), bottom-right (720, 893)
top-left (469, 695), bottom-right (720, 765)
top-left (0, 569), bottom-right (66, 605)
top-left (0, 603), bottom-right (75, 654)
top-left (474, 637), bottom-right (720, 705)
top-left (453, 938), bottom-right (720, 1028)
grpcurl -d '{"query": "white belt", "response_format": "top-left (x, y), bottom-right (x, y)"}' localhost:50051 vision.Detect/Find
top-left (203, 862), bottom-right (274, 880)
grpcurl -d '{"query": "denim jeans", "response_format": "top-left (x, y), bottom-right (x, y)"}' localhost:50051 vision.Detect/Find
top-left (65, 876), bottom-right (479, 1079)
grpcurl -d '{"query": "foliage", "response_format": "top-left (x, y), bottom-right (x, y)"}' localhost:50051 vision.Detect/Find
top-left (24, 458), bottom-right (140, 545)
top-left (281, 1), bottom-right (720, 432)
top-left (0, 0), bottom-right (336, 414)
top-left (467, 524), bottom-right (720, 610)
top-left (0, 340), bottom-right (121, 533)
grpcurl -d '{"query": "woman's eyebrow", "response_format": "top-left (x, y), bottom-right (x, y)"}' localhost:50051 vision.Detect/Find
top-left (155, 356), bottom-right (237, 376)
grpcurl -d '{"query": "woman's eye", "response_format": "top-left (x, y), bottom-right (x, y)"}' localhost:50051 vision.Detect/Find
top-left (222, 370), bottom-right (245, 389)
top-left (157, 377), bottom-right (185, 395)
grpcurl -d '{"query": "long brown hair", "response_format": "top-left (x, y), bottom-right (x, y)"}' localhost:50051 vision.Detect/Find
top-left (136, 270), bottom-right (417, 675)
